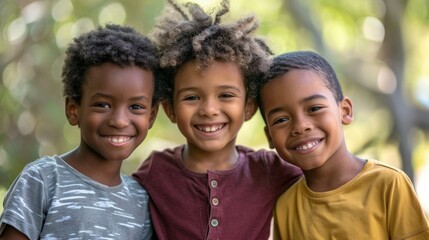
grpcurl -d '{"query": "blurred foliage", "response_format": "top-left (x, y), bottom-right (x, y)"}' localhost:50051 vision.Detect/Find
top-left (0, 187), bottom-right (5, 212)
top-left (1, 0), bottom-right (429, 213)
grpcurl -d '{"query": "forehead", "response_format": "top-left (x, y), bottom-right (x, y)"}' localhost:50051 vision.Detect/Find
top-left (84, 63), bottom-right (154, 93)
top-left (174, 60), bottom-right (244, 89)
top-left (268, 69), bottom-right (325, 87)
top-left (261, 69), bottom-right (332, 104)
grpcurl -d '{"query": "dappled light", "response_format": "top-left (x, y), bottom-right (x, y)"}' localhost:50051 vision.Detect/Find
top-left (51, 0), bottom-right (73, 21)
top-left (362, 16), bottom-right (385, 42)
top-left (17, 111), bottom-right (36, 136)
top-left (377, 65), bottom-right (396, 94)
top-left (6, 18), bottom-right (27, 44)
top-left (55, 22), bottom-right (74, 48)
top-left (415, 77), bottom-right (429, 108)
top-left (99, 2), bottom-right (126, 25)
top-left (0, 0), bottom-right (428, 218)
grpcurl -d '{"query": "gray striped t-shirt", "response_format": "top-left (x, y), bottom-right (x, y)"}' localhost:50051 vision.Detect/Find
top-left (0, 155), bottom-right (152, 240)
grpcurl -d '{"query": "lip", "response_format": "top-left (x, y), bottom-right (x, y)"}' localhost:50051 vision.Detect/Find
top-left (194, 123), bottom-right (226, 134)
top-left (290, 137), bottom-right (323, 153)
top-left (103, 135), bottom-right (133, 146)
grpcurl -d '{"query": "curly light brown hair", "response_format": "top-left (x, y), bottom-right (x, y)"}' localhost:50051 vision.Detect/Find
top-left (152, 0), bottom-right (273, 101)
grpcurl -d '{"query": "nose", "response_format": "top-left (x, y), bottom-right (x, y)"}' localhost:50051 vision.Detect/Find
top-left (108, 108), bottom-right (130, 129)
top-left (291, 115), bottom-right (313, 136)
top-left (198, 98), bottom-right (219, 117)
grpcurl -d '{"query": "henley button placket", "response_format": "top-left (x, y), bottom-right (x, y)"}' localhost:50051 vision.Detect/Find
top-left (210, 218), bottom-right (219, 227)
top-left (210, 180), bottom-right (218, 188)
top-left (211, 197), bottom-right (219, 206)
top-left (207, 173), bottom-right (221, 238)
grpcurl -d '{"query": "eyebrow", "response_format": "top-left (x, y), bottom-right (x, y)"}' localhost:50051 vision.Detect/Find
top-left (176, 85), bottom-right (242, 94)
top-left (91, 93), bottom-right (150, 101)
top-left (266, 94), bottom-right (328, 117)
top-left (301, 94), bottom-right (328, 103)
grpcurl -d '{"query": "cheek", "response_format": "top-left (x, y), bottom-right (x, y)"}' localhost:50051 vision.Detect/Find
top-left (231, 102), bottom-right (248, 117)
top-left (80, 114), bottom-right (98, 128)
top-left (175, 110), bottom-right (190, 123)
top-left (137, 118), bottom-right (150, 128)
top-left (270, 131), bottom-right (285, 146)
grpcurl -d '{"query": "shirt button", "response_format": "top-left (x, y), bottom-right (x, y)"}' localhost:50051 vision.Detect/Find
top-left (212, 197), bottom-right (219, 206)
top-left (211, 219), bottom-right (219, 227)
top-left (210, 180), bottom-right (218, 188)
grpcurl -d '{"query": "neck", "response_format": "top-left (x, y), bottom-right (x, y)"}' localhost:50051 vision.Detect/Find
top-left (61, 149), bottom-right (123, 187)
top-left (304, 153), bottom-right (366, 192)
top-left (181, 144), bottom-right (239, 173)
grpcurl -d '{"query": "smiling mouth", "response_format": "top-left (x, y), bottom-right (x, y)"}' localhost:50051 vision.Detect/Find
top-left (295, 140), bottom-right (320, 150)
top-left (104, 136), bottom-right (131, 143)
top-left (195, 124), bottom-right (225, 133)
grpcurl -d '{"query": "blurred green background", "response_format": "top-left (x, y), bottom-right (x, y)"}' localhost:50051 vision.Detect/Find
top-left (1, 0), bottom-right (428, 216)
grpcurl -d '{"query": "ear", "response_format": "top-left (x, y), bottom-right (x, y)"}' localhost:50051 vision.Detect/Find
top-left (264, 126), bottom-right (275, 149)
top-left (340, 97), bottom-right (353, 125)
top-left (65, 97), bottom-right (79, 126)
top-left (162, 100), bottom-right (177, 123)
top-left (244, 98), bottom-right (258, 121)
top-left (148, 103), bottom-right (159, 129)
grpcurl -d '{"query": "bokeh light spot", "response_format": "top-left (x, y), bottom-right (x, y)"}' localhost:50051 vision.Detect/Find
top-left (98, 2), bottom-right (126, 25)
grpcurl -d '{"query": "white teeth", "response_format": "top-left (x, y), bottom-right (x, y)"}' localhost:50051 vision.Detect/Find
top-left (199, 125), bottom-right (223, 132)
top-left (106, 137), bottom-right (130, 143)
top-left (296, 140), bottom-right (319, 150)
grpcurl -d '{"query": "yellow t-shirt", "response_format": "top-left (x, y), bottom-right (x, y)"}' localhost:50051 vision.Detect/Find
top-left (273, 160), bottom-right (429, 240)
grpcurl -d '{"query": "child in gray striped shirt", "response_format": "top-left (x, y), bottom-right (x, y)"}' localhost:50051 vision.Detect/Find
top-left (0, 24), bottom-right (160, 240)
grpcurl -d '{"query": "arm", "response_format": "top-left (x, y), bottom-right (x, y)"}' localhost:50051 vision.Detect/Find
top-left (0, 225), bottom-right (29, 240)
top-left (387, 170), bottom-right (429, 239)
top-left (272, 209), bottom-right (282, 240)
top-left (264, 149), bottom-right (303, 194)
top-left (1, 163), bottom-right (47, 240)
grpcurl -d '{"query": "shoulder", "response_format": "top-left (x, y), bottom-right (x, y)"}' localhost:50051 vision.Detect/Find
top-left (278, 177), bottom-right (304, 198)
top-left (365, 160), bottom-right (409, 179)
top-left (140, 146), bottom-right (183, 169)
top-left (236, 145), bottom-right (279, 162)
top-left (25, 155), bottom-right (59, 168)
top-left (122, 174), bottom-right (144, 187)
top-left (19, 156), bottom-right (63, 179)
top-left (121, 175), bottom-right (149, 196)
top-left (237, 145), bottom-right (298, 169)
top-left (132, 146), bottom-right (183, 183)
top-left (361, 159), bottom-right (413, 187)
top-left (236, 145), bottom-right (302, 180)
top-left (145, 146), bottom-right (181, 162)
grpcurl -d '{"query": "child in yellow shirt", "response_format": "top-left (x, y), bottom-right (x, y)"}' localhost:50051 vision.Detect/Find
top-left (257, 51), bottom-right (429, 239)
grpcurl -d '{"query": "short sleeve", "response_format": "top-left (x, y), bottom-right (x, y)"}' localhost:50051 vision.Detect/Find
top-left (1, 165), bottom-right (47, 240)
top-left (262, 150), bottom-right (302, 195)
top-left (132, 156), bottom-right (153, 187)
top-left (387, 171), bottom-right (429, 239)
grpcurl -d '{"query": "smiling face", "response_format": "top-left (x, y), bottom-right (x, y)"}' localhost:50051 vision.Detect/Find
top-left (164, 60), bottom-right (256, 154)
top-left (260, 69), bottom-right (353, 171)
top-left (66, 63), bottom-right (157, 163)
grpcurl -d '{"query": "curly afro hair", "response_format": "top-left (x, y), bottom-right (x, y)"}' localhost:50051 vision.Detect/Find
top-left (151, 0), bottom-right (273, 101)
top-left (257, 51), bottom-right (344, 122)
top-left (61, 24), bottom-right (160, 105)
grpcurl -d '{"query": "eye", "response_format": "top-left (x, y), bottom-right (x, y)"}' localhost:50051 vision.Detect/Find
top-left (93, 102), bottom-right (110, 109)
top-left (183, 95), bottom-right (199, 101)
top-left (129, 104), bottom-right (146, 110)
top-left (309, 105), bottom-right (323, 113)
top-left (271, 116), bottom-right (289, 126)
top-left (219, 92), bottom-right (234, 99)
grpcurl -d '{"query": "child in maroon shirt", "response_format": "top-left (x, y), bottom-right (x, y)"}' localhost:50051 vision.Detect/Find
top-left (133, 0), bottom-right (302, 239)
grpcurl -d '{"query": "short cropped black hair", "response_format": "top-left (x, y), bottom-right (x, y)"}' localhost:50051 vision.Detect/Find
top-left (257, 51), bottom-right (344, 119)
top-left (151, 0), bottom-right (273, 101)
top-left (62, 24), bottom-right (160, 104)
